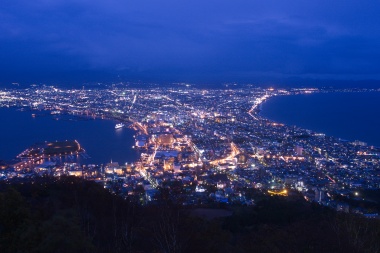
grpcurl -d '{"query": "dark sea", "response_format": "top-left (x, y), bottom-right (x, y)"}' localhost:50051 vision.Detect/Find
top-left (261, 92), bottom-right (380, 147)
top-left (0, 108), bottom-right (139, 165)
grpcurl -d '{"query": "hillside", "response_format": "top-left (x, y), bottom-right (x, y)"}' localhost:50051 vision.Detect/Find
top-left (1, 177), bottom-right (379, 253)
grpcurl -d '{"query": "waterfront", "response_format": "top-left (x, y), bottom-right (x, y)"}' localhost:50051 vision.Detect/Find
top-left (1, 86), bottom-right (380, 219)
top-left (0, 108), bottom-right (139, 164)
top-left (261, 91), bottom-right (380, 147)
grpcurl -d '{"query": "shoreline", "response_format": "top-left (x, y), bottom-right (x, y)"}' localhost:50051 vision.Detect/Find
top-left (0, 107), bottom-right (139, 165)
top-left (257, 90), bottom-right (380, 147)
top-left (2, 88), bottom-right (380, 168)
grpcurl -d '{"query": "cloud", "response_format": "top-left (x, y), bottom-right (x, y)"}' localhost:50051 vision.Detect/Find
top-left (1, 0), bottom-right (380, 84)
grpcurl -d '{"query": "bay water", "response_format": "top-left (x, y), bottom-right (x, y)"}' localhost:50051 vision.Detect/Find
top-left (0, 108), bottom-right (139, 165)
top-left (261, 92), bottom-right (380, 147)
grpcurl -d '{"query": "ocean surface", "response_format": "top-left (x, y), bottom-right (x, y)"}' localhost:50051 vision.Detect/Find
top-left (0, 108), bottom-right (139, 165)
top-left (261, 92), bottom-right (380, 147)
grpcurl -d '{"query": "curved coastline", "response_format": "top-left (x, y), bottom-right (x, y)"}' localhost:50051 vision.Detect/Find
top-left (258, 91), bottom-right (380, 147)
top-left (0, 107), bottom-right (139, 164)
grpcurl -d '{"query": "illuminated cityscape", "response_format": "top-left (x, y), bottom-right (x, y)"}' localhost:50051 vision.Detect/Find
top-left (2, 0), bottom-right (380, 251)
top-left (1, 85), bottom-right (380, 217)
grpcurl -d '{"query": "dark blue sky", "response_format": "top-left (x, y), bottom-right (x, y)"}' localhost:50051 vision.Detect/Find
top-left (1, 0), bottom-right (380, 86)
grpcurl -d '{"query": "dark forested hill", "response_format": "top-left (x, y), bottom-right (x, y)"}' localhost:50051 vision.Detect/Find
top-left (0, 177), bottom-right (379, 253)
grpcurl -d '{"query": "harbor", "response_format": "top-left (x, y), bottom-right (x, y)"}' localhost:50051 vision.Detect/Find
top-left (11, 140), bottom-right (85, 170)
top-left (0, 107), bottom-right (139, 165)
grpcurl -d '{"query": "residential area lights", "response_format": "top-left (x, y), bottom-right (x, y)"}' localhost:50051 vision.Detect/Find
top-left (0, 85), bottom-right (380, 216)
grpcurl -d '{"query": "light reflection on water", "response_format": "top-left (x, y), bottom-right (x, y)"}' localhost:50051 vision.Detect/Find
top-left (0, 108), bottom-right (139, 165)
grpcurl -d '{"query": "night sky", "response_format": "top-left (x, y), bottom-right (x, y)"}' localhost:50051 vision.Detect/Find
top-left (1, 0), bottom-right (380, 86)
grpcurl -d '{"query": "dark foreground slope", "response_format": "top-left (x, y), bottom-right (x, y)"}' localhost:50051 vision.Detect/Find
top-left (1, 177), bottom-right (379, 253)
